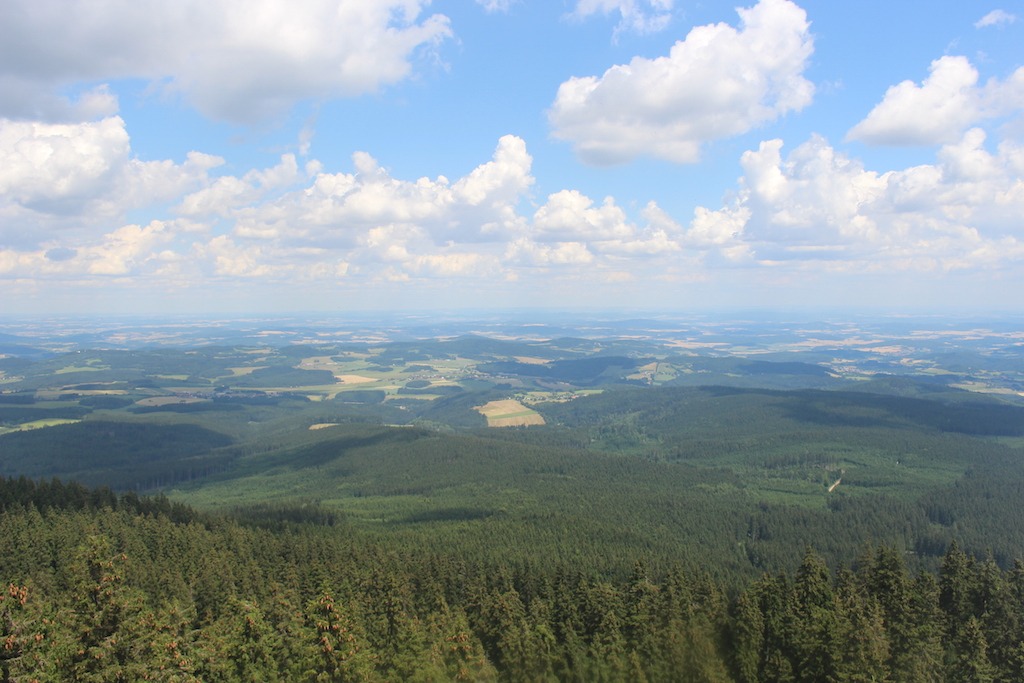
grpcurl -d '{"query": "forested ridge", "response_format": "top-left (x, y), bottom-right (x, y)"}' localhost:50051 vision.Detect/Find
top-left (2, 477), bottom-right (1023, 681)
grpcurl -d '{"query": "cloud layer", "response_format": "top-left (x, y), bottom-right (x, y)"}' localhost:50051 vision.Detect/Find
top-left (3, 112), bottom-right (1022, 305)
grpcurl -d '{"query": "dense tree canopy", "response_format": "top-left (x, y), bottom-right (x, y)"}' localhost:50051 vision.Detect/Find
top-left (3, 478), bottom-right (1024, 681)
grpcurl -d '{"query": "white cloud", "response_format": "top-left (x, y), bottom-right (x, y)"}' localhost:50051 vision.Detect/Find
top-left (975, 9), bottom-right (1017, 28)
top-left (475, 0), bottom-right (516, 13)
top-left (452, 135), bottom-right (534, 207)
top-left (549, 0), bottom-right (814, 164)
top-left (687, 205), bottom-right (752, 247)
top-left (408, 252), bottom-right (497, 278)
top-left (592, 227), bottom-right (681, 256)
top-left (505, 239), bottom-right (594, 267)
top-left (700, 132), bottom-right (1024, 270)
top-left (0, 117), bottom-right (129, 212)
top-left (84, 221), bottom-right (176, 276)
top-left (0, 116), bottom-right (222, 247)
top-left (177, 155), bottom-right (302, 218)
top-left (847, 56), bottom-right (1024, 147)
top-left (572, 0), bottom-right (674, 37)
top-left (198, 235), bottom-right (278, 278)
top-left (847, 57), bottom-right (981, 146)
top-left (0, 0), bottom-right (453, 123)
top-left (532, 191), bottom-right (634, 242)
top-left (233, 135), bottom-right (533, 247)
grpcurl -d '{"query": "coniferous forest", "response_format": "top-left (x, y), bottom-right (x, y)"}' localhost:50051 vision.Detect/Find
top-left (2, 477), bottom-right (1024, 681)
top-left (2, 316), bottom-right (1024, 680)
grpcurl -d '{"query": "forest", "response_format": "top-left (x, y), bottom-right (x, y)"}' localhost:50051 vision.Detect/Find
top-left (2, 477), bottom-right (1022, 681)
top-left (1, 316), bottom-right (1023, 679)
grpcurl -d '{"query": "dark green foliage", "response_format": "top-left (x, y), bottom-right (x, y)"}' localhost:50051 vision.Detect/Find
top-left (333, 390), bottom-right (387, 404)
top-left (227, 365), bottom-right (337, 388)
top-left (0, 404), bottom-right (90, 424)
top-left (130, 401), bottom-right (245, 414)
top-left (77, 395), bottom-right (134, 409)
top-left (542, 385), bottom-right (1024, 440)
top-left (0, 392), bottom-right (35, 405)
top-left (478, 356), bottom-right (642, 385)
top-left (414, 392), bottom-right (492, 428)
top-left (5, 480), bottom-right (1024, 681)
top-left (0, 421), bottom-right (233, 489)
top-left (740, 361), bottom-right (831, 377)
top-left (398, 384), bottom-right (464, 396)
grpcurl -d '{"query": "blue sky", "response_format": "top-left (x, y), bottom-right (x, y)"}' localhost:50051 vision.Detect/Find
top-left (1, 0), bottom-right (1023, 316)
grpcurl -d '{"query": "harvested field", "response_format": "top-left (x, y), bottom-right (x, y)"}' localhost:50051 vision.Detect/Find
top-left (475, 399), bottom-right (545, 427)
top-left (513, 356), bottom-right (551, 365)
top-left (336, 374), bottom-right (378, 384)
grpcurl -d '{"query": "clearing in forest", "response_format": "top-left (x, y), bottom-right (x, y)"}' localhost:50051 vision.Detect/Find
top-left (475, 399), bottom-right (545, 427)
top-left (336, 374), bottom-right (378, 384)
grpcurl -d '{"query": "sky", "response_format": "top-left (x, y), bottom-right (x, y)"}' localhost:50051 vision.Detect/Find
top-left (1, 0), bottom-right (1023, 317)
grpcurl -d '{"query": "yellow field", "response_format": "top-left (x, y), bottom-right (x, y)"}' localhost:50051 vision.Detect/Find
top-left (225, 367), bottom-right (262, 376)
top-left (54, 365), bottom-right (105, 374)
top-left (475, 399), bottom-right (545, 427)
top-left (513, 356), bottom-right (551, 365)
top-left (336, 374), bottom-right (378, 384)
top-left (0, 418), bottom-right (81, 435)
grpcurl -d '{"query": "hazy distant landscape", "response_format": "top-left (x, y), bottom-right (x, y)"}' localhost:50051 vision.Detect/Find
top-left (3, 311), bottom-right (1023, 564)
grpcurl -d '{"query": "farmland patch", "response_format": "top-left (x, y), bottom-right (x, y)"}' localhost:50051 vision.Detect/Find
top-left (475, 399), bottom-right (545, 427)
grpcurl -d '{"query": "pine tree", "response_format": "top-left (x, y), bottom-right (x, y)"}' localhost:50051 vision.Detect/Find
top-left (791, 549), bottom-right (839, 683)
top-left (947, 616), bottom-right (995, 683)
top-left (305, 591), bottom-right (377, 683)
top-left (833, 569), bottom-right (889, 683)
top-left (728, 589), bottom-right (764, 683)
top-left (55, 534), bottom-right (148, 682)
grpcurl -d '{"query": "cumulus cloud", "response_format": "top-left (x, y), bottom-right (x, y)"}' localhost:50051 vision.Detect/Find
top-left (847, 57), bottom-right (981, 146)
top-left (847, 56), bottom-right (1024, 146)
top-left (6, 116), bottom-right (1022, 305)
top-left (975, 9), bottom-right (1017, 28)
top-left (549, 0), bottom-right (814, 164)
top-left (233, 135), bottom-right (533, 247)
top-left (84, 221), bottom-right (176, 276)
top-left (177, 155), bottom-right (303, 218)
top-left (0, 116), bottom-right (222, 247)
top-left (0, 0), bottom-right (452, 123)
top-left (505, 239), bottom-right (594, 267)
top-left (0, 117), bottom-right (129, 213)
top-left (572, 0), bottom-right (674, 37)
top-left (532, 191), bottom-right (634, 242)
top-left (698, 132), bottom-right (1024, 270)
